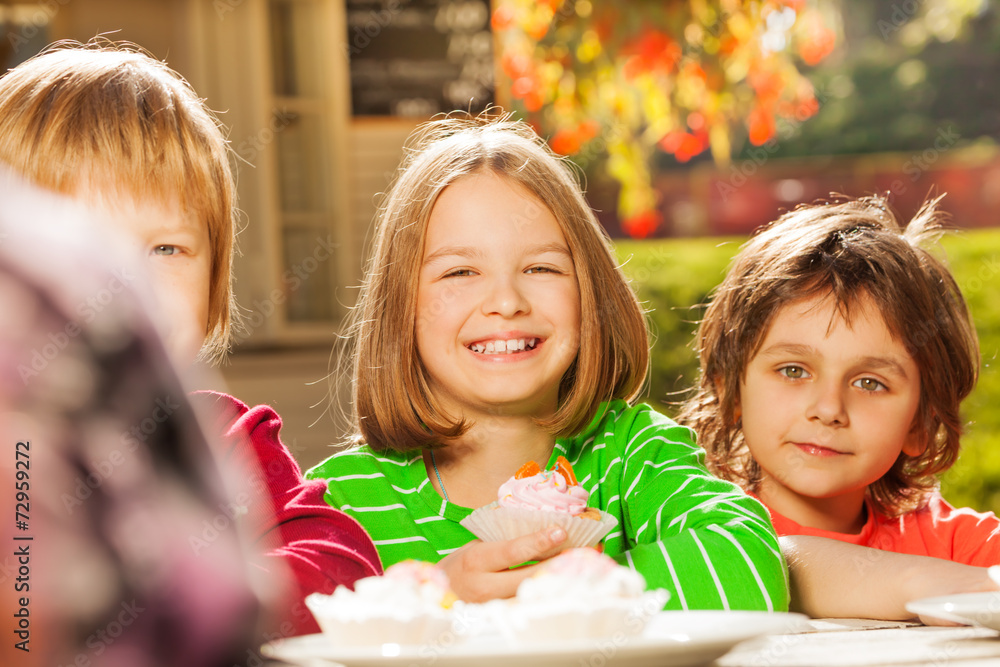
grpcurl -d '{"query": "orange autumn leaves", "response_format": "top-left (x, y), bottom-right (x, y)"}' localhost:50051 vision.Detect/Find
top-left (493, 0), bottom-right (837, 237)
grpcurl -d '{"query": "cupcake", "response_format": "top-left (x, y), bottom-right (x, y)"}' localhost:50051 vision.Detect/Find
top-left (500, 548), bottom-right (669, 642)
top-left (460, 456), bottom-right (617, 548)
top-left (305, 560), bottom-right (458, 646)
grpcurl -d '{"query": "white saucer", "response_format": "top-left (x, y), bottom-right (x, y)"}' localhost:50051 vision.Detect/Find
top-left (263, 610), bottom-right (808, 667)
top-left (906, 592), bottom-right (1000, 629)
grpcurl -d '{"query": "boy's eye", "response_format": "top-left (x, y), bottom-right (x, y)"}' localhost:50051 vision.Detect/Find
top-left (152, 245), bottom-right (180, 256)
top-left (853, 377), bottom-right (887, 392)
top-left (779, 366), bottom-right (808, 379)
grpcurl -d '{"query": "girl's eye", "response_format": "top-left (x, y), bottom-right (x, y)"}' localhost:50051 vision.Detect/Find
top-left (779, 366), bottom-right (808, 380)
top-left (445, 269), bottom-right (474, 278)
top-left (853, 377), bottom-right (887, 392)
top-left (152, 245), bottom-right (180, 256)
top-left (525, 266), bottom-right (558, 274)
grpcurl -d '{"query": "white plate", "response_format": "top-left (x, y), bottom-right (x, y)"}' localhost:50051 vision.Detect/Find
top-left (262, 610), bottom-right (808, 667)
top-left (906, 592), bottom-right (1000, 629)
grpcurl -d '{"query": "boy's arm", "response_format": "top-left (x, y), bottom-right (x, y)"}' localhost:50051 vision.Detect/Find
top-left (610, 405), bottom-right (789, 612)
top-left (190, 391), bottom-right (383, 635)
top-left (782, 535), bottom-right (999, 621)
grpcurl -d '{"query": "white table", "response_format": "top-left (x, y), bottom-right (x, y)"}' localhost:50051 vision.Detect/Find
top-left (718, 618), bottom-right (1000, 667)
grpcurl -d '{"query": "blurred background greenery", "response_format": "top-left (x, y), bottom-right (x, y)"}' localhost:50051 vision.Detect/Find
top-left (617, 228), bottom-right (1000, 513)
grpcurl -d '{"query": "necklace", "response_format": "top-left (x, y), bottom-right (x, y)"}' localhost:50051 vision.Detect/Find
top-left (429, 449), bottom-right (449, 502)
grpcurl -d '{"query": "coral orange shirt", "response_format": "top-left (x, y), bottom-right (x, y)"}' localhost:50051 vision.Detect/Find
top-left (761, 492), bottom-right (1000, 567)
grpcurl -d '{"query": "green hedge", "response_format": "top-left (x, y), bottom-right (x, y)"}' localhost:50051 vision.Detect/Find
top-left (615, 229), bottom-right (1000, 514)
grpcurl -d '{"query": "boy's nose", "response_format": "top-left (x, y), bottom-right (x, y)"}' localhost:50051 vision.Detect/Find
top-left (482, 276), bottom-right (530, 318)
top-left (807, 382), bottom-right (848, 427)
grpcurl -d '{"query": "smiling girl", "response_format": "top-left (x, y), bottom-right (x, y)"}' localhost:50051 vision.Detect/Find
top-left (306, 114), bottom-right (788, 608)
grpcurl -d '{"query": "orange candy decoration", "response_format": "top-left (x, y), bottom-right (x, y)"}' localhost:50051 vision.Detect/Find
top-left (514, 460), bottom-right (542, 479)
top-left (513, 456), bottom-right (580, 486)
top-left (553, 456), bottom-right (578, 486)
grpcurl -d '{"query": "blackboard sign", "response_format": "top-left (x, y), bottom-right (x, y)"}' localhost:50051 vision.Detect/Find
top-left (346, 0), bottom-right (494, 117)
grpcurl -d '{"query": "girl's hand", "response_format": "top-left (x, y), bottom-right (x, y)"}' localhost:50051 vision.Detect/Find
top-left (439, 526), bottom-right (568, 602)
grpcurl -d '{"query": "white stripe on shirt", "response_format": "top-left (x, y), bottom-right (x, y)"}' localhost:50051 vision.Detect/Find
top-left (707, 524), bottom-right (773, 611)
top-left (691, 531), bottom-right (729, 610)
top-left (667, 494), bottom-right (748, 532)
top-left (598, 457), bottom-right (623, 485)
top-left (329, 472), bottom-right (385, 481)
top-left (658, 541), bottom-right (688, 609)
top-left (341, 503), bottom-right (407, 513)
top-left (374, 536), bottom-right (429, 546)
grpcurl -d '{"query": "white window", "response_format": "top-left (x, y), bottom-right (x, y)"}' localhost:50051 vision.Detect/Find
top-left (194, 0), bottom-right (357, 347)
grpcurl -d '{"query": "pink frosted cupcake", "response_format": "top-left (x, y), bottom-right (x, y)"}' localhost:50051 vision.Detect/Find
top-left (460, 457), bottom-right (617, 548)
top-left (501, 548), bottom-right (669, 642)
top-left (305, 560), bottom-right (458, 646)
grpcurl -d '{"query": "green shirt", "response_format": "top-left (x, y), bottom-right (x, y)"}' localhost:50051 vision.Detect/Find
top-left (306, 400), bottom-right (788, 611)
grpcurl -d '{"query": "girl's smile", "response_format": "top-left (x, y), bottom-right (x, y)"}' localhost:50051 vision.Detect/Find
top-left (466, 332), bottom-right (541, 358)
top-left (416, 171), bottom-right (581, 420)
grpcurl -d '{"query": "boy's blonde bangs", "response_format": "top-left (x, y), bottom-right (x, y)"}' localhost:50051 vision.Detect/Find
top-left (350, 115), bottom-right (649, 452)
top-left (0, 45), bottom-right (237, 362)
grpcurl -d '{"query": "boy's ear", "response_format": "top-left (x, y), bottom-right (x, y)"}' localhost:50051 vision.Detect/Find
top-left (902, 425), bottom-right (928, 457)
top-left (713, 375), bottom-right (741, 420)
top-left (902, 438), bottom-right (925, 457)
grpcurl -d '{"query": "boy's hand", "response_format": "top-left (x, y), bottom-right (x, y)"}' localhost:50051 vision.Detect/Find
top-left (906, 562), bottom-right (1000, 626)
top-left (438, 526), bottom-right (567, 602)
top-left (783, 535), bottom-right (1000, 625)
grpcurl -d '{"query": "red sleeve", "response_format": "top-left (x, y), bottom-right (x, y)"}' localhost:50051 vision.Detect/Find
top-left (190, 390), bottom-right (383, 635)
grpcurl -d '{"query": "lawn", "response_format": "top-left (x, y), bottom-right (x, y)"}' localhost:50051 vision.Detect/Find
top-left (615, 228), bottom-right (1000, 514)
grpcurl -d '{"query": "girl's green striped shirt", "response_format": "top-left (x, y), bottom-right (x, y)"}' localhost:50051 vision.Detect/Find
top-left (306, 400), bottom-right (789, 611)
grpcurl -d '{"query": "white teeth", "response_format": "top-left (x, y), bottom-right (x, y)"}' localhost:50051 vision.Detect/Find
top-left (469, 338), bottom-right (539, 355)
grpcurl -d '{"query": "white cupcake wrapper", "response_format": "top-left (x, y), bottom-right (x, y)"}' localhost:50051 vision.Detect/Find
top-left (504, 590), bottom-right (670, 643)
top-left (305, 593), bottom-right (455, 647)
top-left (460, 502), bottom-right (617, 548)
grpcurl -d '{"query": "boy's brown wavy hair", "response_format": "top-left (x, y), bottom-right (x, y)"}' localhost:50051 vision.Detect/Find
top-left (678, 195), bottom-right (979, 516)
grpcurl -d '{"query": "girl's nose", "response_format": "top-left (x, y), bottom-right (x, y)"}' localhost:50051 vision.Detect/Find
top-left (482, 276), bottom-right (530, 318)
top-left (807, 381), bottom-right (848, 427)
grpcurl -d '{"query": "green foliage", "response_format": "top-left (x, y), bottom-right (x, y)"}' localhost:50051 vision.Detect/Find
top-left (617, 229), bottom-right (1000, 513)
top-left (757, 2), bottom-right (1000, 160)
top-left (939, 230), bottom-right (1000, 513)
top-left (615, 237), bottom-right (739, 409)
